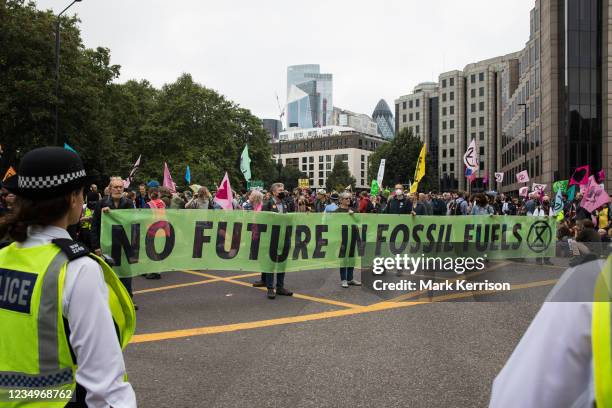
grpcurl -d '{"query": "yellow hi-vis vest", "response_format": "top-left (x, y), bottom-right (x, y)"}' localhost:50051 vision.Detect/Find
top-left (594, 257), bottom-right (612, 408)
top-left (0, 241), bottom-right (136, 407)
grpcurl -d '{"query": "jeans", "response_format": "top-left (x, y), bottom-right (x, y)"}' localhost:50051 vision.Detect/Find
top-left (120, 277), bottom-right (133, 297)
top-left (264, 272), bottom-right (285, 289)
top-left (340, 267), bottom-right (354, 281)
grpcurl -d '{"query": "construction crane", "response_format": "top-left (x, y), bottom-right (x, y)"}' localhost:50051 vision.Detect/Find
top-left (275, 93), bottom-right (285, 128)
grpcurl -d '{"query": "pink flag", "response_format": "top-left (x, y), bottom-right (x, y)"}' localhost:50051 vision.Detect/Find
top-left (516, 170), bottom-right (529, 183)
top-left (214, 172), bottom-right (234, 210)
top-left (569, 165), bottom-right (589, 186)
top-left (163, 162), bottom-right (176, 193)
top-left (519, 186), bottom-right (529, 197)
top-left (598, 169), bottom-right (606, 183)
top-left (580, 176), bottom-right (611, 213)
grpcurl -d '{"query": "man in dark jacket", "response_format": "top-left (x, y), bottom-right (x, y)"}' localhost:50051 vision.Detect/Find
top-left (383, 184), bottom-right (413, 214)
top-left (252, 182), bottom-right (293, 299)
top-left (135, 183), bottom-right (150, 208)
top-left (91, 177), bottom-right (137, 303)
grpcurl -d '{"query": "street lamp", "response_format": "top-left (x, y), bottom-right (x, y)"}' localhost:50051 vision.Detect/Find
top-left (518, 103), bottom-right (528, 174)
top-left (54, 0), bottom-right (82, 146)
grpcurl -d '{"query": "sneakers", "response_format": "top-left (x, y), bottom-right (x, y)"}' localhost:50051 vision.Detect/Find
top-left (348, 280), bottom-right (362, 286)
top-left (267, 288), bottom-right (276, 299)
top-left (341, 280), bottom-right (349, 288)
top-left (252, 280), bottom-right (266, 287)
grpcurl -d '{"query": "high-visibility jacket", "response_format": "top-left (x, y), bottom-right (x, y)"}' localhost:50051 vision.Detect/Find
top-left (594, 257), bottom-right (612, 408)
top-left (81, 207), bottom-right (93, 230)
top-left (0, 241), bottom-right (135, 407)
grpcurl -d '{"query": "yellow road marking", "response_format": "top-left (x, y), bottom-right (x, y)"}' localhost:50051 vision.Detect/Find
top-left (130, 276), bottom-right (557, 344)
top-left (133, 272), bottom-right (261, 295)
top-left (187, 270), bottom-right (361, 309)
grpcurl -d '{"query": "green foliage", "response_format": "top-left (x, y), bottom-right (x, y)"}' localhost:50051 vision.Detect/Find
top-left (368, 127), bottom-right (438, 191)
top-left (0, 0), bottom-right (275, 191)
top-left (326, 158), bottom-right (356, 192)
top-left (268, 163), bottom-right (307, 191)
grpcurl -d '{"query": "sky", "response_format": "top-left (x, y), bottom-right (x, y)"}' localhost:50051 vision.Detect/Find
top-left (35, 0), bottom-right (534, 122)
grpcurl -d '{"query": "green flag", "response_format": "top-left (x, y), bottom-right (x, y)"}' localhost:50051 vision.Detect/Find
top-left (553, 180), bottom-right (569, 193)
top-left (370, 180), bottom-right (379, 196)
top-left (240, 144), bottom-right (251, 182)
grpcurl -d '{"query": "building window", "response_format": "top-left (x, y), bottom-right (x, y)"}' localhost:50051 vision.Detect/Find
top-left (402, 101), bottom-right (406, 109)
top-left (415, 125), bottom-right (420, 133)
top-left (450, 120), bottom-right (454, 129)
top-left (361, 154), bottom-right (365, 161)
top-left (442, 93), bottom-right (447, 102)
top-left (443, 163), bottom-right (447, 172)
top-left (309, 164), bottom-right (314, 171)
top-left (442, 121), bottom-right (447, 130)
top-left (409, 113), bottom-right (413, 121)
top-left (471, 88), bottom-right (476, 98)
top-left (471, 74), bottom-right (476, 83)
top-left (471, 118), bottom-right (476, 127)
top-left (415, 112), bottom-right (420, 120)
top-left (479, 161), bottom-right (484, 170)
top-left (479, 117), bottom-right (485, 126)
top-left (449, 106), bottom-right (454, 115)
top-left (450, 149), bottom-right (455, 157)
top-left (442, 79), bottom-right (447, 88)
top-left (319, 155), bottom-right (323, 162)
top-left (479, 87), bottom-right (484, 97)
top-left (402, 114), bottom-right (406, 123)
top-left (319, 179), bottom-right (324, 185)
top-left (479, 131), bottom-right (484, 141)
top-left (471, 103), bottom-right (476, 113)
top-left (450, 77), bottom-right (454, 86)
top-left (450, 163), bottom-right (454, 172)
top-left (450, 92), bottom-right (454, 101)
top-left (326, 163), bottom-right (331, 170)
top-left (450, 134), bottom-right (454, 143)
top-left (479, 102), bottom-right (485, 111)
top-left (309, 156), bottom-right (314, 163)
top-left (442, 149), bottom-right (447, 158)
top-left (326, 155), bottom-right (331, 161)
top-left (416, 99), bottom-right (420, 107)
top-left (442, 107), bottom-right (447, 116)
top-left (479, 146), bottom-right (485, 155)
top-left (479, 72), bottom-right (484, 82)
top-left (442, 135), bottom-right (447, 144)
top-left (319, 163), bottom-right (324, 170)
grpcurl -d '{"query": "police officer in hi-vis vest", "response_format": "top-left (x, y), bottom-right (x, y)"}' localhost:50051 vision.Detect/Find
top-left (489, 254), bottom-right (612, 407)
top-left (0, 147), bottom-right (136, 407)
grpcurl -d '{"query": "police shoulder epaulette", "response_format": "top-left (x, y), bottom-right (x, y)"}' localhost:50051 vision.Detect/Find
top-left (52, 238), bottom-right (91, 261)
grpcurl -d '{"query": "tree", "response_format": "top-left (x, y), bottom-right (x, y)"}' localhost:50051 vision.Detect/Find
top-left (268, 163), bottom-right (307, 191)
top-left (368, 127), bottom-right (438, 192)
top-left (0, 1), bottom-right (276, 191)
top-left (326, 158), bottom-right (356, 192)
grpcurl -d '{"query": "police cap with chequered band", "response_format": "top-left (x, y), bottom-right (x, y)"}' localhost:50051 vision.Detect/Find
top-left (6, 146), bottom-right (90, 200)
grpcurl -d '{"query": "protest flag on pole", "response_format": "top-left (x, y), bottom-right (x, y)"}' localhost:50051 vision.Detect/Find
top-left (410, 144), bottom-right (427, 193)
top-left (240, 145), bottom-right (252, 182)
top-left (185, 165), bottom-right (191, 185)
top-left (124, 154), bottom-right (142, 188)
top-left (64, 143), bottom-right (77, 154)
top-left (569, 165), bottom-right (590, 186)
top-left (163, 162), bottom-right (176, 193)
top-left (214, 172), bottom-right (234, 210)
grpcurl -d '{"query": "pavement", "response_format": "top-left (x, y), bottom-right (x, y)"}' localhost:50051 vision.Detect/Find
top-left (124, 259), bottom-right (568, 408)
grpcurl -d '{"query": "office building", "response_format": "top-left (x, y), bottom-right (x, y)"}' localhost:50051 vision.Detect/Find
top-left (372, 99), bottom-right (395, 139)
top-left (286, 64), bottom-right (333, 129)
top-left (271, 126), bottom-right (388, 189)
top-left (330, 107), bottom-right (379, 136)
top-left (262, 119), bottom-right (283, 140)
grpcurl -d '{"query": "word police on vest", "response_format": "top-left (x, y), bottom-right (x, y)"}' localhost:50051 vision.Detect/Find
top-left (0, 268), bottom-right (37, 314)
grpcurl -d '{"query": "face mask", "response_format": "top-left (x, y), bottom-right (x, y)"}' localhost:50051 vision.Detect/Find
top-left (395, 189), bottom-right (403, 196)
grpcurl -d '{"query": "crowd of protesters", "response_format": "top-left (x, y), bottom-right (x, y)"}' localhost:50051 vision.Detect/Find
top-left (2, 175), bottom-right (610, 297)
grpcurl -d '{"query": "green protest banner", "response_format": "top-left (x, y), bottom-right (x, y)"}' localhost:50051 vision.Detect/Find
top-left (101, 210), bottom-right (557, 277)
top-left (247, 180), bottom-right (264, 191)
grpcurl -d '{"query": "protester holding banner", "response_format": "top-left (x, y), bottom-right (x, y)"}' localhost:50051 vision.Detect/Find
top-left (135, 183), bottom-right (150, 208)
top-left (186, 187), bottom-right (212, 209)
top-left (383, 184), bottom-right (412, 215)
top-left (92, 176), bottom-right (138, 300)
top-left (260, 182), bottom-right (293, 299)
top-left (334, 192), bottom-right (362, 288)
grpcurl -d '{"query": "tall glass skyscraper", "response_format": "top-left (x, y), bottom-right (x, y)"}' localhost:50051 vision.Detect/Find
top-left (372, 99), bottom-right (395, 139)
top-left (286, 65), bottom-right (333, 128)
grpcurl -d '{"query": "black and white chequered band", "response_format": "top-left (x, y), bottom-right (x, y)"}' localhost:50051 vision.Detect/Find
top-left (18, 170), bottom-right (86, 189)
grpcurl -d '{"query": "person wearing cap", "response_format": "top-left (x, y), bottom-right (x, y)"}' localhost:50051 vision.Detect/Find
top-left (0, 147), bottom-right (136, 407)
top-left (324, 192), bottom-right (340, 213)
top-left (314, 189), bottom-right (327, 213)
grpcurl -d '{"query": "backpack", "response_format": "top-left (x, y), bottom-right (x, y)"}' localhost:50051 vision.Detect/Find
top-left (450, 199), bottom-right (463, 216)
